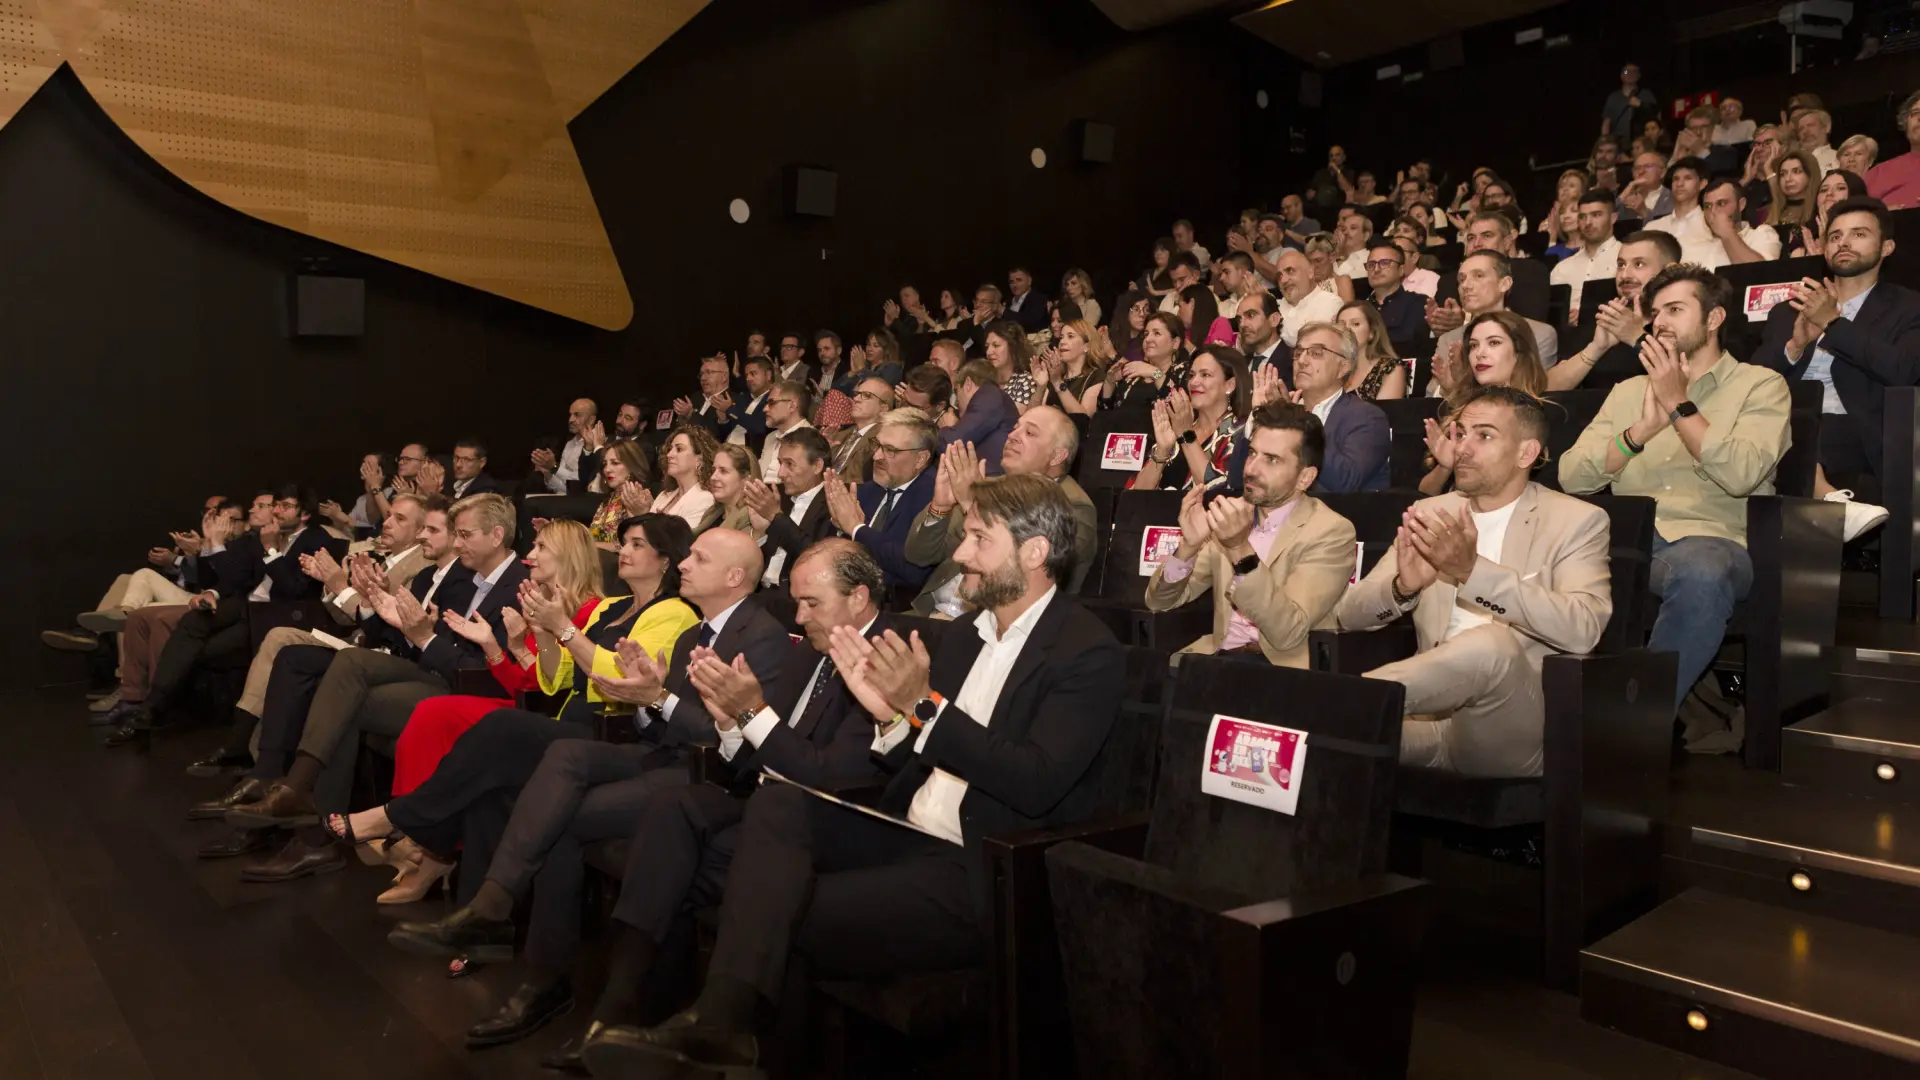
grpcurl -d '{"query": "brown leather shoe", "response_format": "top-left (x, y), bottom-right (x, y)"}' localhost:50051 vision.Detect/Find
top-left (223, 781), bottom-right (317, 828)
top-left (240, 836), bottom-right (345, 882)
top-left (187, 777), bottom-right (267, 820)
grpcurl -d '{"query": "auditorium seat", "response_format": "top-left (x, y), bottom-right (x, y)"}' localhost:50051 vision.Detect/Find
top-left (1081, 489), bottom-right (1213, 650)
top-left (1538, 389), bottom-right (1610, 494)
top-left (1073, 405), bottom-right (1154, 492)
top-left (1375, 397), bottom-right (1439, 492)
top-left (1310, 492), bottom-right (1676, 989)
top-left (1876, 386), bottom-right (1919, 621)
top-left (1045, 658), bottom-right (1426, 1079)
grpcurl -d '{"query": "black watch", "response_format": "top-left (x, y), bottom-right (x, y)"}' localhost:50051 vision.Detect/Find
top-left (1178, 429), bottom-right (1199, 445)
top-left (1669, 400), bottom-right (1699, 424)
top-left (1232, 552), bottom-right (1262, 575)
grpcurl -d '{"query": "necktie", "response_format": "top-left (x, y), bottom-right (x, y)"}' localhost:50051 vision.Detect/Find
top-left (871, 489), bottom-right (902, 532)
top-left (804, 657), bottom-right (837, 717)
top-left (697, 622), bottom-right (715, 648)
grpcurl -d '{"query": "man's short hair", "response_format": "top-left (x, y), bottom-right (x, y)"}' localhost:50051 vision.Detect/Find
top-left (743, 355), bottom-right (775, 377)
top-left (975, 283), bottom-right (1004, 304)
top-left (903, 364), bottom-right (952, 407)
top-left (1172, 219), bottom-right (1193, 232)
top-left (1701, 176), bottom-right (1745, 204)
top-left (783, 426), bottom-right (831, 466)
top-left (1576, 190), bottom-right (1617, 212)
top-left (1259, 213), bottom-right (1286, 230)
top-left (1828, 196), bottom-right (1894, 240)
top-left (1622, 229), bottom-right (1683, 264)
top-left (275, 483), bottom-right (318, 521)
top-left (1295, 320), bottom-right (1359, 374)
top-left (1644, 263), bottom-right (1735, 326)
top-left (1243, 291), bottom-right (1280, 318)
top-left (796, 538), bottom-right (885, 601)
top-left (773, 379), bottom-right (812, 418)
top-left (814, 329), bottom-right (842, 350)
top-left (1455, 385), bottom-right (1550, 456)
top-left (454, 437), bottom-right (488, 458)
top-left (1366, 238), bottom-right (1403, 258)
top-left (928, 338), bottom-right (965, 366)
top-left (1468, 210), bottom-right (1515, 242)
top-left (956, 359), bottom-right (998, 390)
top-left (969, 473), bottom-right (1078, 585)
top-left (1665, 155), bottom-right (1708, 188)
top-left (391, 491), bottom-right (450, 518)
top-left (1391, 214), bottom-right (1428, 245)
top-left (449, 492), bottom-right (516, 548)
top-left (1462, 249), bottom-right (1513, 280)
top-left (877, 407), bottom-right (939, 451)
top-left (1593, 133), bottom-right (1625, 155)
top-left (1686, 103), bottom-right (1721, 124)
top-left (1219, 250), bottom-right (1254, 272)
top-left (1248, 401), bottom-right (1326, 471)
top-left (1168, 250), bottom-right (1201, 274)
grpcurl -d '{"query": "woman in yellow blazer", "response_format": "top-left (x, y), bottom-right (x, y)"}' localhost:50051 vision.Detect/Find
top-left (523, 513), bottom-right (700, 720)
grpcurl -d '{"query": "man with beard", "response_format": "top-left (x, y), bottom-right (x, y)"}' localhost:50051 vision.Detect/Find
top-left (1562, 265), bottom-right (1791, 733)
top-left (579, 473), bottom-right (1125, 1079)
top-left (1341, 387), bottom-right (1612, 776)
top-left (1550, 191), bottom-right (1622, 323)
top-left (1648, 165), bottom-right (1778, 270)
top-left (1756, 197), bottom-right (1920, 539)
top-left (1145, 402), bottom-right (1356, 666)
top-left (1548, 230), bottom-right (1681, 391)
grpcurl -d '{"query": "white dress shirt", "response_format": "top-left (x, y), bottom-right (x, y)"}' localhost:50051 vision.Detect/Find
top-left (1309, 390), bottom-right (1342, 425)
top-left (1335, 249), bottom-right (1368, 279)
top-left (1713, 119), bottom-right (1756, 145)
top-left (761, 484), bottom-right (822, 585)
top-left (415, 549), bottom-right (515, 654)
top-left (1277, 287), bottom-right (1344, 347)
top-left (650, 596), bottom-right (747, 727)
top-left (760, 419), bottom-right (814, 482)
top-left (719, 616), bottom-right (878, 761)
top-left (1811, 144), bottom-right (1838, 177)
top-left (546, 436), bottom-right (587, 493)
top-left (1549, 235), bottom-right (1621, 318)
top-left (247, 527), bottom-right (307, 602)
top-left (871, 587), bottom-right (1058, 845)
top-left (1646, 206), bottom-right (1781, 269)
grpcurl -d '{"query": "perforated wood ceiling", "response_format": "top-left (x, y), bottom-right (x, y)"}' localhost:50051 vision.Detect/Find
top-left (0, 0), bottom-right (713, 329)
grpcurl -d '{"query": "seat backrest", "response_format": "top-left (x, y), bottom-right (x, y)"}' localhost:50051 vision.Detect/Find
top-left (1317, 491), bottom-right (1419, 579)
top-left (1547, 282), bottom-right (1572, 333)
top-left (1777, 379), bottom-right (1822, 499)
top-left (1100, 489), bottom-right (1185, 606)
top-left (1079, 486), bottom-right (1117, 600)
top-left (1570, 493), bottom-right (1657, 652)
top-left (1540, 389), bottom-right (1611, 493)
top-left (1075, 406), bottom-right (1155, 490)
top-left (1074, 646), bottom-right (1173, 817)
top-left (1142, 657), bottom-right (1403, 900)
top-left (1377, 397), bottom-right (1440, 491)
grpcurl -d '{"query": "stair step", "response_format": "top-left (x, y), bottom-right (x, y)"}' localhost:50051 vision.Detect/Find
top-left (1782, 699), bottom-right (1920, 803)
top-left (1582, 890), bottom-right (1920, 1080)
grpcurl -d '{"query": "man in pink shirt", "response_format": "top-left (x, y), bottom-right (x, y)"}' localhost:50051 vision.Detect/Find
top-left (1867, 90), bottom-right (1920, 209)
top-left (1143, 403), bottom-right (1358, 668)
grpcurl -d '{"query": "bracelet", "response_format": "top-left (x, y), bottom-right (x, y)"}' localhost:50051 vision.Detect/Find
top-left (1614, 432), bottom-right (1642, 458)
top-left (484, 650), bottom-right (505, 666)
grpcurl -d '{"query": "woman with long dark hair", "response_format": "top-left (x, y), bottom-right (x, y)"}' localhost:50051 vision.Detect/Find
top-left (1420, 310), bottom-right (1548, 495)
top-left (1130, 346), bottom-right (1252, 491)
top-left (1789, 168), bottom-right (1869, 257)
top-left (1178, 284), bottom-right (1234, 347)
top-left (1102, 311), bottom-right (1190, 411)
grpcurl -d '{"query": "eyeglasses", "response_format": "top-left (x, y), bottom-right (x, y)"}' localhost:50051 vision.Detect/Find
top-left (273, 499), bottom-right (300, 510)
top-left (853, 390), bottom-right (886, 403)
top-left (1363, 259), bottom-right (1400, 271)
top-left (875, 442), bottom-right (920, 456)
top-left (453, 454), bottom-right (481, 464)
top-left (1295, 344), bottom-right (1343, 362)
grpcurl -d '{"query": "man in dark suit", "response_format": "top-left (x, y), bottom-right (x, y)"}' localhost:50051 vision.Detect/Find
top-left (824, 407), bottom-right (940, 590)
top-left (720, 356), bottom-right (777, 454)
top-left (438, 541), bottom-right (888, 1062)
top-left (1233, 320), bottom-right (1391, 493)
top-left (225, 492), bottom-right (528, 879)
top-left (673, 354), bottom-right (736, 435)
top-left (775, 331), bottom-right (816, 390)
top-left (1238, 291), bottom-right (1289, 381)
top-left (582, 475), bottom-right (1126, 1077)
top-left (951, 285), bottom-right (1007, 358)
top-left (831, 376), bottom-right (894, 482)
top-left (521, 397), bottom-right (605, 497)
top-left (1005, 266), bottom-right (1050, 333)
top-left (749, 429), bottom-right (836, 588)
top-left (1754, 197), bottom-right (1920, 536)
top-left (448, 438), bottom-right (500, 498)
top-left (104, 484), bottom-right (336, 744)
top-left (375, 528), bottom-right (791, 1028)
top-left (939, 361), bottom-right (1017, 473)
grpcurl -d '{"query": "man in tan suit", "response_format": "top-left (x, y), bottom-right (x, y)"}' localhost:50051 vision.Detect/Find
top-left (182, 492), bottom-right (440, 780)
top-left (905, 405), bottom-right (1097, 615)
top-left (1337, 386), bottom-right (1612, 777)
top-left (1145, 403), bottom-right (1356, 666)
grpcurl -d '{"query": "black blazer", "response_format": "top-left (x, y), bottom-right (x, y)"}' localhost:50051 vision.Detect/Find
top-left (657, 595), bottom-right (794, 748)
top-left (205, 526), bottom-right (335, 601)
top-left (1754, 279), bottom-right (1920, 477)
top-left (725, 616), bottom-right (897, 792)
top-left (361, 559), bottom-right (477, 657)
top-left (452, 473), bottom-right (502, 498)
top-left (416, 556), bottom-right (530, 682)
top-left (1005, 289), bottom-right (1051, 333)
top-left (723, 393), bottom-right (774, 455)
top-left (875, 595), bottom-right (1125, 851)
top-left (519, 437), bottom-right (604, 497)
top-left (762, 486), bottom-right (836, 586)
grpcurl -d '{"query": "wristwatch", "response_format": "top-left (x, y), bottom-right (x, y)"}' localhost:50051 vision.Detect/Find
top-left (734, 701), bottom-right (766, 728)
top-left (558, 625), bottom-right (577, 645)
top-left (1232, 552), bottom-right (1262, 575)
top-left (907, 692), bottom-right (945, 729)
top-left (1668, 400), bottom-right (1699, 424)
top-left (1178, 429), bottom-right (1199, 445)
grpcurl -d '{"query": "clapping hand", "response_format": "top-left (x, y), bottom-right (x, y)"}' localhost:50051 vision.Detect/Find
top-left (318, 499), bottom-right (348, 527)
top-left (202, 511), bottom-right (234, 548)
top-left (1163, 386), bottom-right (1196, 434)
top-left (1425, 297), bottom-right (1465, 334)
top-left (618, 481), bottom-right (653, 515)
top-left (589, 637), bottom-right (669, 705)
top-left (823, 471), bottom-right (866, 535)
top-left (171, 529), bottom-right (204, 557)
top-left (1789, 277), bottom-right (1841, 334)
top-left (500, 606), bottom-right (529, 644)
top-left (443, 607), bottom-right (498, 647)
top-left (521, 580), bottom-right (571, 636)
top-left (1173, 485), bottom-right (1211, 558)
top-left (688, 650), bottom-right (765, 731)
top-left (1149, 397), bottom-right (1179, 449)
top-left (1206, 496), bottom-right (1257, 560)
top-left (849, 344), bottom-right (869, 372)
top-left (883, 298), bottom-right (901, 323)
top-left (1028, 352), bottom-right (1052, 392)
top-left (1424, 416), bottom-right (1460, 471)
top-left (1119, 359), bottom-right (1160, 382)
top-left (1252, 363), bottom-right (1286, 407)
top-left (1639, 331), bottom-right (1691, 413)
top-left (941, 441), bottom-right (986, 513)
top-left (673, 395), bottom-right (694, 417)
top-left (148, 545), bottom-right (177, 568)
top-left (827, 624), bottom-right (933, 722)
top-left (417, 459), bottom-right (446, 495)
top-left (1592, 297), bottom-right (1646, 350)
top-left (741, 479), bottom-right (782, 532)
top-left (1430, 340), bottom-right (1464, 396)
top-left (360, 458), bottom-right (385, 492)
top-left (530, 447), bottom-right (558, 475)
top-left (389, 589), bottom-right (437, 645)
top-left (390, 475), bottom-right (419, 496)
top-left (300, 548), bottom-right (347, 592)
top-left (1405, 504), bottom-right (1479, 585)
top-left (1391, 521), bottom-right (1438, 596)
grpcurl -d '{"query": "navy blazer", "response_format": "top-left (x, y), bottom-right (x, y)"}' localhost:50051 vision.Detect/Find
top-left (205, 526), bottom-right (335, 601)
top-left (854, 466), bottom-right (938, 588)
top-left (722, 391), bottom-right (774, 454)
top-left (1006, 289), bottom-right (1051, 333)
top-left (656, 595), bottom-right (794, 748)
top-left (361, 558), bottom-right (477, 658)
top-left (451, 473), bottom-right (502, 498)
top-left (1754, 279), bottom-right (1920, 477)
top-left (416, 555), bottom-right (531, 683)
top-left (940, 382), bottom-right (1017, 474)
top-left (724, 615), bottom-right (897, 792)
top-left (1223, 392), bottom-right (1391, 496)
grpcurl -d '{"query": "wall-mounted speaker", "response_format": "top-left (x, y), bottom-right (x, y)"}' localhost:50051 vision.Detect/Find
top-left (289, 274), bottom-right (365, 336)
top-left (783, 165), bottom-right (838, 218)
top-left (1074, 120), bottom-right (1115, 164)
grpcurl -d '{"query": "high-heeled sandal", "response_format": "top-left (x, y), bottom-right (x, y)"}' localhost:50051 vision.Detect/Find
top-left (377, 856), bottom-right (454, 905)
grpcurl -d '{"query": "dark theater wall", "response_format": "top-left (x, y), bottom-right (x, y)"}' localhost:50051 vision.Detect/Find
top-left (3, 0), bottom-right (1289, 684)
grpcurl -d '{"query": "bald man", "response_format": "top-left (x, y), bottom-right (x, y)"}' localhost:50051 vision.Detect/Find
top-left (524, 397), bottom-right (605, 497)
top-left (377, 527), bottom-right (793, 1020)
top-left (1273, 249), bottom-right (1344, 347)
top-left (906, 405), bottom-right (1099, 615)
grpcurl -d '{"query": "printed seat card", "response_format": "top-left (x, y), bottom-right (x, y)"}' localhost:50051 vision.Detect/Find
top-left (1101, 432), bottom-right (1147, 471)
top-left (1139, 525), bottom-right (1182, 576)
top-left (1201, 714), bottom-right (1308, 816)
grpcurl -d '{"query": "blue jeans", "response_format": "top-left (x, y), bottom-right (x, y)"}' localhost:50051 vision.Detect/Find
top-left (1647, 534), bottom-right (1753, 714)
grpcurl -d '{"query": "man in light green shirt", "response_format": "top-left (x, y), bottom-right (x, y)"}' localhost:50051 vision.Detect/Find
top-left (1560, 264), bottom-right (1792, 717)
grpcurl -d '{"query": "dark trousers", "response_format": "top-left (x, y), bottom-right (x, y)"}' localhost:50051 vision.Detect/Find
top-left (487, 739), bottom-right (688, 969)
top-left (1820, 413), bottom-right (1880, 502)
top-left (709, 784), bottom-right (980, 1001)
top-left (148, 597), bottom-right (251, 713)
top-left (299, 649), bottom-right (445, 819)
top-left (384, 708), bottom-right (593, 906)
top-left (612, 784), bottom-right (749, 943)
top-left (250, 645), bottom-right (337, 782)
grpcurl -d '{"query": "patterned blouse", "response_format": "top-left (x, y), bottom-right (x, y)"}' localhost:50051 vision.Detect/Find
top-left (589, 494), bottom-right (627, 542)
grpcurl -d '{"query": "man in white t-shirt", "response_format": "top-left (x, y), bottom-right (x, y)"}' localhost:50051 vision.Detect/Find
top-left (1273, 250), bottom-right (1343, 347)
top-left (1335, 387), bottom-right (1612, 777)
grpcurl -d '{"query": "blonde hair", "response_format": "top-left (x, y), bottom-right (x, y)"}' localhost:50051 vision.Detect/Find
top-left (531, 518), bottom-right (604, 612)
top-left (712, 443), bottom-right (756, 507)
top-left (1059, 318), bottom-right (1112, 376)
top-left (448, 492), bottom-right (516, 549)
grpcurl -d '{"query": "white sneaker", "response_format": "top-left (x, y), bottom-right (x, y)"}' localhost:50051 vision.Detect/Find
top-left (1824, 489), bottom-right (1891, 542)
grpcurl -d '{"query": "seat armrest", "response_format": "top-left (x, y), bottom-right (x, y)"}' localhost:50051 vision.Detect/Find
top-left (1743, 494), bottom-right (1842, 770)
top-left (690, 743), bottom-right (729, 787)
top-left (1309, 625), bottom-right (1417, 676)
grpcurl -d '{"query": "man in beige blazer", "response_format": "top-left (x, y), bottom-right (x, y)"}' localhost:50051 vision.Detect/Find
top-left (1337, 387), bottom-right (1611, 777)
top-left (1145, 402), bottom-right (1357, 667)
top-left (905, 406), bottom-right (1098, 615)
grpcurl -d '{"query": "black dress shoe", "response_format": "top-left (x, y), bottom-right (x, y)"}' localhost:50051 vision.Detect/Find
top-left (187, 777), bottom-right (267, 820)
top-left (388, 906), bottom-right (516, 963)
top-left (582, 1011), bottom-right (761, 1080)
top-left (102, 721), bottom-right (149, 748)
top-left (185, 748), bottom-right (254, 779)
top-left (197, 827), bottom-right (275, 859)
top-left (465, 979), bottom-right (574, 1049)
top-left (240, 837), bottom-right (346, 882)
top-left (223, 781), bottom-right (318, 828)
top-left (538, 1021), bottom-right (600, 1074)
